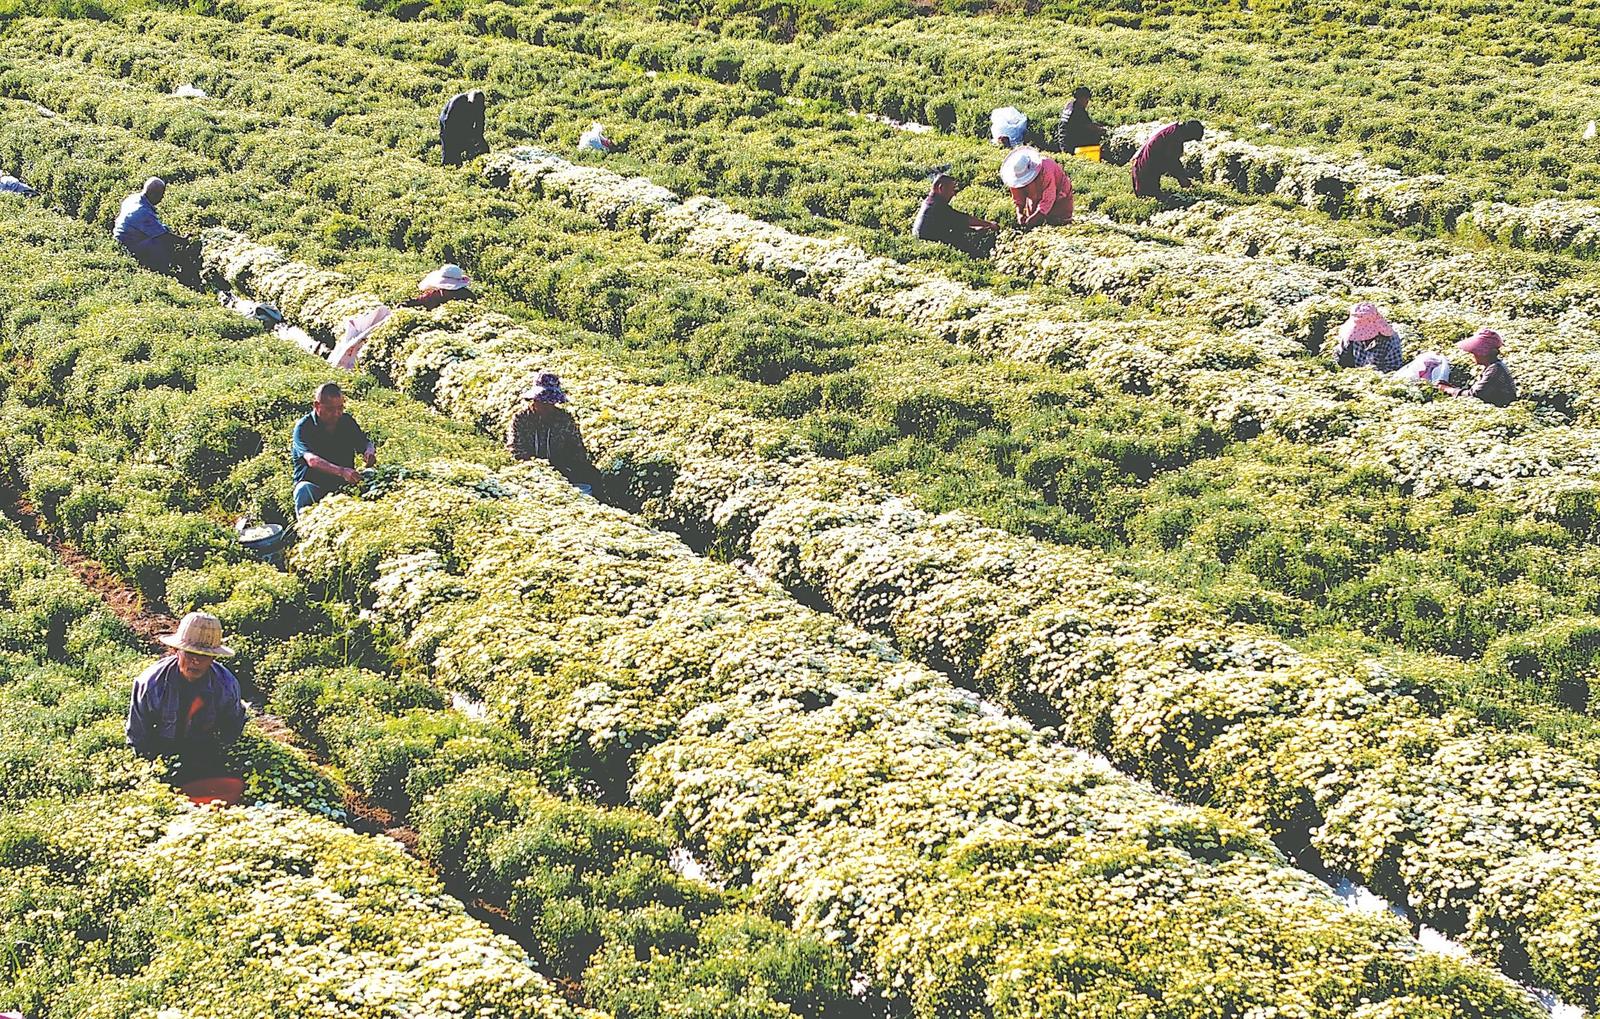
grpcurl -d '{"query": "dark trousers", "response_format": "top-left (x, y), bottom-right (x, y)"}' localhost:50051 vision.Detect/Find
top-left (441, 128), bottom-right (486, 166)
top-left (124, 233), bottom-right (177, 272)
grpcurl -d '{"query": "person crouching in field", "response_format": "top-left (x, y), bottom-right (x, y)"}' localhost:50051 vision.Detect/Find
top-left (440, 90), bottom-right (487, 166)
top-left (506, 372), bottom-right (599, 490)
top-left (113, 177), bottom-right (185, 272)
top-left (126, 612), bottom-right (246, 784)
top-left (1130, 120), bottom-right (1204, 198)
top-left (1002, 148), bottom-right (1073, 230)
top-left (1052, 87), bottom-right (1106, 152)
top-left (1439, 328), bottom-right (1518, 407)
top-left (292, 382), bottom-right (377, 518)
top-left (912, 169), bottom-right (1000, 257)
top-left (0, 169), bottom-right (36, 197)
top-left (1331, 302), bottom-right (1405, 372)
top-left (401, 264), bottom-right (478, 311)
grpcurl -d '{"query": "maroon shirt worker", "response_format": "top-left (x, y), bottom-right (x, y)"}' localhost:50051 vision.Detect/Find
top-left (1131, 120), bottom-right (1204, 198)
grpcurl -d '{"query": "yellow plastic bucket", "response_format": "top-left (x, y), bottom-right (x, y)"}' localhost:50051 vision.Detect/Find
top-left (1074, 145), bottom-right (1102, 162)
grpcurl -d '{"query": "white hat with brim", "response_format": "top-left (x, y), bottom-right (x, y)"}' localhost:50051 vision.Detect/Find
top-left (1001, 148), bottom-right (1043, 188)
top-left (420, 264), bottom-right (472, 291)
top-left (159, 611), bottom-right (235, 658)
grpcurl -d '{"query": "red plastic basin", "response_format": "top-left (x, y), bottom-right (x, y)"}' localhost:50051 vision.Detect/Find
top-left (181, 775), bottom-right (245, 806)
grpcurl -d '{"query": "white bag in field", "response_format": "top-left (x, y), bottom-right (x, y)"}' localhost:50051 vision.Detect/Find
top-left (1392, 352), bottom-right (1452, 384)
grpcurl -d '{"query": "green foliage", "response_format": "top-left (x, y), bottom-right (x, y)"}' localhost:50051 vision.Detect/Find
top-left (0, 202), bottom-right (858, 1015)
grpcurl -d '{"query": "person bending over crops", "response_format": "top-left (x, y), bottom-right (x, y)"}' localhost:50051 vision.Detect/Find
top-left (506, 372), bottom-right (600, 490)
top-left (113, 177), bottom-right (183, 272)
top-left (1439, 328), bottom-right (1518, 407)
top-left (1331, 301), bottom-right (1405, 372)
top-left (440, 90), bottom-right (487, 166)
top-left (1130, 120), bottom-right (1204, 198)
top-left (0, 169), bottom-right (36, 197)
top-left (1052, 87), bottom-right (1106, 152)
top-left (400, 264), bottom-right (478, 311)
top-left (579, 122), bottom-right (618, 154)
top-left (1002, 148), bottom-right (1074, 230)
top-left (912, 170), bottom-right (1000, 257)
top-left (990, 106), bottom-right (1027, 148)
top-left (291, 382), bottom-right (377, 518)
top-left (126, 612), bottom-right (246, 783)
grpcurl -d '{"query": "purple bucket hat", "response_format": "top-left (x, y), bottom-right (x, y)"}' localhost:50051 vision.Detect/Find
top-left (522, 371), bottom-right (568, 404)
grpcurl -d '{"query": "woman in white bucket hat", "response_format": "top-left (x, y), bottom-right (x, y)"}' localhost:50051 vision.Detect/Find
top-left (402, 263), bottom-right (479, 312)
top-left (1001, 147), bottom-right (1074, 230)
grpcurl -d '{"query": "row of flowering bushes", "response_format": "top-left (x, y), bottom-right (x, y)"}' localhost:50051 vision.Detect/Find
top-left (288, 456), bottom-right (1550, 1018)
top-left (16, 6), bottom-right (1600, 726)
top-left (385, 0), bottom-right (1600, 210)
top-left (11, 43), bottom-right (1600, 724)
top-left (3, 200), bottom-right (1541, 1016)
top-left (1464, 198), bottom-right (1600, 258)
top-left (0, 200), bottom-right (867, 1018)
top-left (1101, 122), bottom-right (1489, 230)
top-left (199, 225), bottom-right (1600, 1007)
top-left (0, 484), bottom-right (581, 1015)
top-left (1102, 122), bottom-right (1600, 257)
top-left (485, 146), bottom-right (1600, 527)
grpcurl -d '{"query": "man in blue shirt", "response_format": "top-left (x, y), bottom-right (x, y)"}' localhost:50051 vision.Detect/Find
top-left (113, 177), bottom-right (178, 271)
top-left (127, 612), bottom-right (247, 781)
top-left (292, 381), bottom-right (377, 517)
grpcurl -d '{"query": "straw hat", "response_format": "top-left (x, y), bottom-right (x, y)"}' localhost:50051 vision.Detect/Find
top-left (1456, 328), bottom-right (1504, 361)
top-left (160, 611), bottom-right (235, 658)
top-left (521, 371), bottom-right (568, 404)
top-left (419, 264), bottom-right (471, 291)
top-left (1001, 147), bottom-right (1044, 188)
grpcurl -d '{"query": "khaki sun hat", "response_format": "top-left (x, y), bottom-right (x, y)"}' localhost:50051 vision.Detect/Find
top-left (159, 611), bottom-right (235, 658)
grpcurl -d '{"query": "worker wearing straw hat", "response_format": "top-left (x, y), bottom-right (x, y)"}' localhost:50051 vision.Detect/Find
top-left (126, 612), bottom-right (246, 779)
top-left (1001, 147), bottom-right (1074, 230)
top-left (1439, 328), bottom-right (1518, 407)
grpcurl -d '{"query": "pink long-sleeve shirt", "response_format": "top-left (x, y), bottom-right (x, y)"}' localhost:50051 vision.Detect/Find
top-left (1009, 158), bottom-right (1074, 228)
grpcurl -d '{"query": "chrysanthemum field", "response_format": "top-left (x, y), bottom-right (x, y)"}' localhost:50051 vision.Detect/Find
top-left (4, 0), bottom-right (1600, 1013)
